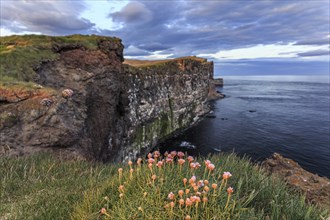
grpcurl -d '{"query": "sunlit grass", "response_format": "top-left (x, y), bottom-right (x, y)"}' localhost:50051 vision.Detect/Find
top-left (0, 152), bottom-right (328, 219)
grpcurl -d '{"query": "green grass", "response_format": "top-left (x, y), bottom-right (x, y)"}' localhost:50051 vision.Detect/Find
top-left (0, 152), bottom-right (328, 220)
top-left (0, 34), bottom-right (119, 84)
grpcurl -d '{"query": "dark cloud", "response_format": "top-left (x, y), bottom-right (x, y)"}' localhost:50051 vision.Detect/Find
top-left (297, 50), bottom-right (329, 57)
top-left (294, 38), bottom-right (330, 46)
top-left (102, 0), bottom-right (329, 58)
top-left (1, 1), bottom-right (95, 34)
top-left (108, 2), bottom-right (152, 24)
top-left (137, 43), bottom-right (171, 52)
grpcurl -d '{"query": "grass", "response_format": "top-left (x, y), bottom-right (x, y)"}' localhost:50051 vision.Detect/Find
top-left (0, 152), bottom-right (328, 220)
top-left (0, 34), bottom-right (119, 84)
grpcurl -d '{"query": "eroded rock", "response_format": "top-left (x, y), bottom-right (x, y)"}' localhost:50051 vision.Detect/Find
top-left (263, 153), bottom-right (330, 209)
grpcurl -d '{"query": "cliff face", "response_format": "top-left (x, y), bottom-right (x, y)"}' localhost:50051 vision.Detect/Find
top-left (0, 35), bottom-right (214, 161)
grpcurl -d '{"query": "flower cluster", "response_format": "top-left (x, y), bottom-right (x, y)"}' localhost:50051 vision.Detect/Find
top-left (100, 151), bottom-right (234, 219)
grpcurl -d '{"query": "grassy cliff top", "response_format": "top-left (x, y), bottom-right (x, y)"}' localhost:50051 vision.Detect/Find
top-left (124, 56), bottom-right (208, 67)
top-left (0, 34), bottom-right (120, 84)
top-left (0, 152), bottom-right (327, 219)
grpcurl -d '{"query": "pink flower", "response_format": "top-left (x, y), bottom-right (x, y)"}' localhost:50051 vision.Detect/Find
top-left (204, 160), bottom-right (211, 166)
top-left (207, 163), bottom-right (215, 171)
top-left (151, 175), bottom-right (157, 180)
top-left (170, 151), bottom-right (177, 157)
top-left (212, 183), bottom-right (217, 189)
top-left (227, 187), bottom-right (234, 195)
top-left (223, 172), bottom-right (232, 180)
top-left (183, 178), bottom-right (187, 185)
top-left (178, 151), bottom-right (185, 158)
top-left (154, 151), bottom-right (160, 158)
top-left (128, 161), bottom-right (133, 166)
top-left (147, 153), bottom-right (153, 159)
top-left (185, 198), bottom-right (192, 206)
top-left (178, 190), bottom-right (184, 197)
top-left (148, 158), bottom-right (155, 164)
top-left (189, 176), bottom-right (196, 184)
top-left (168, 192), bottom-right (175, 200)
top-left (178, 159), bottom-right (185, 165)
top-left (164, 151), bottom-right (169, 157)
top-left (137, 158), bottom-right (142, 165)
top-left (166, 157), bottom-right (173, 163)
top-left (156, 161), bottom-right (163, 167)
top-left (187, 156), bottom-right (194, 162)
top-left (100, 208), bottom-right (107, 215)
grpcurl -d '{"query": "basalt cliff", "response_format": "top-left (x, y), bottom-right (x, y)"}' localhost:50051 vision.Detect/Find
top-left (0, 35), bottom-right (219, 161)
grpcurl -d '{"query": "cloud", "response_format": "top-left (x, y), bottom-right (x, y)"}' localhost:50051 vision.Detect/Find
top-left (294, 38), bottom-right (330, 46)
top-left (297, 49), bottom-right (329, 57)
top-left (108, 2), bottom-right (152, 25)
top-left (1, 1), bottom-right (95, 35)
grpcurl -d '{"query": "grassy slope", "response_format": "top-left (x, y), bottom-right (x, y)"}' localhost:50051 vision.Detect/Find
top-left (0, 153), bottom-right (328, 220)
top-left (0, 34), bottom-right (116, 84)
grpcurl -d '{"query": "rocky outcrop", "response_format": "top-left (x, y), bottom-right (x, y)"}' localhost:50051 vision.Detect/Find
top-left (0, 35), bottom-right (215, 162)
top-left (211, 78), bottom-right (223, 86)
top-left (263, 153), bottom-right (330, 209)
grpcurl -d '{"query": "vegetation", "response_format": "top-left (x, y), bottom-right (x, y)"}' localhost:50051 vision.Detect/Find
top-left (0, 152), bottom-right (328, 219)
top-left (0, 34), bottom-right (117, 84)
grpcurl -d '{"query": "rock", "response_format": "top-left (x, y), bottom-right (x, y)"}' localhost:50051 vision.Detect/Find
top-left (211, 78), bottom-right (224, 86)
top-left (0, 36), bottom-right (215, 163)
top-left (262, 153), bottom-right (330, 209)
top-left (61, 89), bottom-right (74, 98)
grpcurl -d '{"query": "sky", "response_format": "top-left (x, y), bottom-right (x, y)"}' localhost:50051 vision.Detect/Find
top-left (1, 0), bottom-right (329, 76)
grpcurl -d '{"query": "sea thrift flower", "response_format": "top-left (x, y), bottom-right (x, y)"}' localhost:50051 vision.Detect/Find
top-left (148, 163), bottom-right (153, 170)
top-left (198, 180), bottom-right (204, 187)
top-left (151, 174), bottom-right (157, 181)
top-left (118, 168), bottom-right (123, 174)
top-left (178, 190), bottom-right (184, 197)
top-left (223, 172), bottom-right (232, 180)
top-left (189, 176), bottom-right (196, 184)
top-left (138, 207), bottom-right (143, 212)
top-left (185, 198), bottom-right (192, 206)
top-left (118, 185), bottom-right (124, 192)
top-left (170, 151), bottom-right (177, 157)
top-left (168, 192), bottom-right (175, 200)
top-left (204, 180), bottom-right (209, 185)
top-left (212, 183), bottom-right (218, 190)
top-left (179, 199), bottom-right (185, 206)
top-left (143, 192), bottom-right (148, 197)
top-left (190, 162), bottom-right (196, 169)
top-left (148, 158), bottom-right (155, 164)
top-left (178, 159), bottom-right (185, 165)
top-left (101, 208), bottom-right (107, 215)
top-left (137, 158), bottom-right (142, 165)
top-left (156, 161), bottom-right (163, 168)
top-left (207, 163), bottom-right (215, 171)
top-left (203, 197), bottom-right (208, 203)
top-left (170, 201), bottom-right (175, 208)
top-left (178, 151), bottom-right (185, 158)
top-left (164, 151), bottom-right (169, 157)
top-left (154, 151), bottom-right (160, 158)
top-left (185, 215), bottom-right (191, 220)
top-left (193, 186), bottom-right (199, 192)
top-left (196, 192), bottom-right (202, 196)
top-left (227, 187), bottom-right (234, 195)
top-left (204, 160), bottom-right (211, 166)
top-left (119, 193), bottom-right (124, 198)
top-left (187, 156), bottom-right (194, 162)
top-left (166, 157), bottom-right (173, 163)
top-left (183, 178), bottom-right (187, 186)
top-left (185, 189), bottom-right (190, 195)
top-left (128, 161), bottom-right (133, 166)
top-left (147, 153), bottom-right (152, 158)
top-left (204, 186), bottom-right (210, 192)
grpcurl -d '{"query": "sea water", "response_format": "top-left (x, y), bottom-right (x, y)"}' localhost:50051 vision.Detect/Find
top-left (159, 75), bottom-right (330, 178)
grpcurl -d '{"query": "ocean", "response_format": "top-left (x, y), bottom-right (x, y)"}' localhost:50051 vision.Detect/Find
top-left (158, 75), bottom-right (330, 178)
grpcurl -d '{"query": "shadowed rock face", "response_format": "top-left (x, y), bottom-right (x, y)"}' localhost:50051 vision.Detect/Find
top-left (0, 36), bottom-right (215, 162)
top-left (263, 153), bottom-right (330, 209)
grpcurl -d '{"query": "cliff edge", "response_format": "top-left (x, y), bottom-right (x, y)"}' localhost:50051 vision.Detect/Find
top-left (0, 35), bottom-right (216, 161)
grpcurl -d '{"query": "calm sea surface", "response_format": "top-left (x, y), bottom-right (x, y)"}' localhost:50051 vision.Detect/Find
top-left (158, 75), bottom-right (330, 178)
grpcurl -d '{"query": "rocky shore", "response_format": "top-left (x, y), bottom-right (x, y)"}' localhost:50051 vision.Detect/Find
top-left (263, 153), bottom-right (330, 209)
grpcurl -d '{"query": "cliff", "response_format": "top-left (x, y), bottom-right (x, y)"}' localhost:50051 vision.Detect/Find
top-left (0, 35), bottom-right (215, 161)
